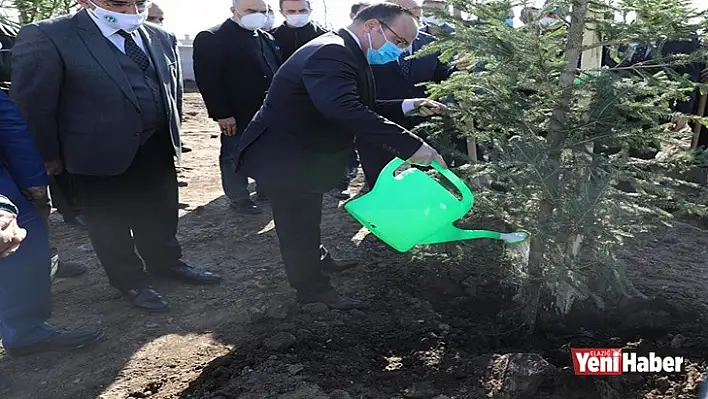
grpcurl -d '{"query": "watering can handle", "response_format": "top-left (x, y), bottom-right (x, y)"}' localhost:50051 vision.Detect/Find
top-left (430, 161), bottom-right (474, 207)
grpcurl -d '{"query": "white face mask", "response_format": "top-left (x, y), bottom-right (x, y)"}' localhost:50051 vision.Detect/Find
top-left (422, 16), bottom-right (441, 26)
top-left (88, 0), bottom-right (147, 33)
top-left (238, 12), bottom-right (267, 31)
top-left (286, 14), bottom-right (310, 28)
top-left (263, 13), bottom-right (276, 30)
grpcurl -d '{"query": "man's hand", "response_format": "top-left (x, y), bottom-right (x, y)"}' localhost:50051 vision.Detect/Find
top-left (218, 117), bottom-right (237, 136)
top-left (0, 211), bottom-right (26, 258)
top-left (406, 99), bottom-right (449, 117)
top-left (44, 160), bottom-right (64, 175)
top-left (407, 142), bottom-right (448, 168)
top-left (21, 186), bottom-right (48, 202)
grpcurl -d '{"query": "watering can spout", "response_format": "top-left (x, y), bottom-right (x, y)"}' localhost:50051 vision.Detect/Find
top-left (418, 225), bottom-right (530, 246)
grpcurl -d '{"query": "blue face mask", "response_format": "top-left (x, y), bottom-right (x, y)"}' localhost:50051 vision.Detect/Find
top-left (505, 18), bottom-right (514, 27)
top-left (366, 27), bottom-right (404, 65)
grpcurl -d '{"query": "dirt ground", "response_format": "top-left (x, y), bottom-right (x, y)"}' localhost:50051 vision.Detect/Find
top-left (2, 92), bottom-right (708, 399)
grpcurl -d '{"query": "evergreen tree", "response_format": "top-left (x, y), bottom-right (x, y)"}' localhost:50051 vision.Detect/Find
top-left (417, 0), bottom-right (708, 330)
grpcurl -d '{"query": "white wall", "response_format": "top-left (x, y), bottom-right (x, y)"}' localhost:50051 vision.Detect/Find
top-left (178, 35), bottom-right (194, 81)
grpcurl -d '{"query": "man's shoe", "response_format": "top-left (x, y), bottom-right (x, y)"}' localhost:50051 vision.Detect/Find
top-left (297, 289), bottom-right (369, 310)
top-left (122, 286), bottom-right (170, 312)
top-left (230, 199), bottom-right (262, 214)
top-left (5, 329), bottom-right (103, 357)
top-left (322, 258), bottom-right (359, 273)
top-left (331, 189), bottom-right (351, 200)
top-left (154, 263), bottom-right (223, 285)
top-left (55, 261), bottom-right (87, 278)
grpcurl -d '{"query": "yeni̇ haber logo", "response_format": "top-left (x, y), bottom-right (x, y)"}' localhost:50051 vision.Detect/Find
top-left (571, 348), bottom-right (685, 376)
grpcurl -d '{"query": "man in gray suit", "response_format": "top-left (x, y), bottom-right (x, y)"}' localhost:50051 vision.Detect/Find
top-left (11, 0), bottom-right (223, 313)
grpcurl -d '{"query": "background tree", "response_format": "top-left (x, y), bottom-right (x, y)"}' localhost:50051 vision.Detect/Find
top-left (418, 0), bottom-right (708, 331)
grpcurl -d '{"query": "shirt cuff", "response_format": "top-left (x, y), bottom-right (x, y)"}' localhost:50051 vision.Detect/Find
top-left (402, 99), bottom-right (417, 115)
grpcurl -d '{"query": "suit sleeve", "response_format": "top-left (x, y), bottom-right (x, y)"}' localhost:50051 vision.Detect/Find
top-left (302, 45), bottom-right (423, 158)
top-left (374, 100), bottom-right (405, 120)
top-left (10, 24), bottom-right (63, 163)
top-left (0, 91), bottom-right (49, 190)
top-left (192, 31), bottom-right (231, 120)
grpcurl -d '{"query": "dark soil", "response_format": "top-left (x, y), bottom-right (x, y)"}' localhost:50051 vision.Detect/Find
top-left (181, 219), bottom-right (708, 399)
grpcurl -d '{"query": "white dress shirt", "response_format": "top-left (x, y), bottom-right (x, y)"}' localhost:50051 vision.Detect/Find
top-left (341, 28), bottom-right (417, 115)
top-left (87, 10), bottom-right (147, 54)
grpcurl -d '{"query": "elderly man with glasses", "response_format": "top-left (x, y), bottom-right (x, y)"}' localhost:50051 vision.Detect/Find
top-left (11, 0), bottom-right (223, 314)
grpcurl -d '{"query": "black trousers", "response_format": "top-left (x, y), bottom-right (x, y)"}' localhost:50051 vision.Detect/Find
top-left (71, 131), bottom-right (182, 290)
top-left (49, 173), bottom-right (80, 219)
top-left (261, 185), bottom-right (332, 299)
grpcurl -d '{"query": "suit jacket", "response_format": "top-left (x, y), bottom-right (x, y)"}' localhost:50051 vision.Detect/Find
top-left (10, 9), bottom-right (183, 176)
top-left (371, 32), bottom-right (453, 128)
top-left (270, 21), bottom-right (329, 61)
top-left (193, 19), bottom-right (281, 131)
top-left (0, 90), bottom-right (48, 223)
top-left (235, 29), bottom-right (423, 193)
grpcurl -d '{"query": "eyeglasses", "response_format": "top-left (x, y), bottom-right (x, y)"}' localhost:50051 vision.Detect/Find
top-left (102, 0), bottom-right (152, 10)
top-left (379, 20), bottom-right (410, 48)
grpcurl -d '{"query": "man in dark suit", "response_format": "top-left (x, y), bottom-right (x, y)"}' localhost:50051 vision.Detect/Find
top-left (359, 0), bottom-right (456, 187)
top-left (271, 0), bottom-right (329, 62)
top-left (193, 0), bottom-right (281, 213)
top-left (0, 90), bottom-right (101, 360)
top-left (11, 0), bottom-right (222, 313)
top-left (420, 0), bottom-right (455, 36)
top-left (235, 3), bottom-right (448, 309)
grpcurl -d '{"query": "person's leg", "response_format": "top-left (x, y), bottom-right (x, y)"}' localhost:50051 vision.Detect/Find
top-left (31, 186), bottom-right (85, 280)
top-left (0, 189), bottom-right (102, 356)
top-left (264, 186), bottom-right (367, 309)
top-left (219, 134), bottom-right (260, 213)
top-left (358, 141), bottom-right (395, 190)
top-left (131, 133), bottom-right (222, 285)
top-left (0, 193), bottom-right (54, 349)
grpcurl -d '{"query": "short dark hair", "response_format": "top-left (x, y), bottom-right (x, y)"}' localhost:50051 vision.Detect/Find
top-left (279, 0), bottom-right (311, 9)
top-left (353, 3), bottom-right (414, 25)
top-left (351, 2), bottom-right (371, 15)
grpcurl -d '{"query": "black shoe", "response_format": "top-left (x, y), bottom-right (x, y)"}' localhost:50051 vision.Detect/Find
top-left (297, 289), bottom-right (369, 310)
top-left (322, 258), bottom-right (359, 273)
top-left (230, 199), bottom-right (262, 214)
top-left (153, 263), bottom-right (223, 285)
top-left (181, 142), bottom-right (192, 153)
top-left (122, 286), bottom-right (170, 312)
top-left (331, 189), bottom-right (351, 200)
top-left (55, 261), bottom-right (87, 278)
top-left (5, 329), bottom-right (104, 357)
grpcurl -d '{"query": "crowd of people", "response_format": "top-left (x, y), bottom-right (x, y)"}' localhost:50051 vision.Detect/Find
top-left (0, 0), bottom-right (457, 368)
top-left (0, 1), bottom-right (706, 388)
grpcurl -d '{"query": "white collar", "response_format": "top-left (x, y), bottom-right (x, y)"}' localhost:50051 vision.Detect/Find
top-left (342, 27), bottom-right (362, 49)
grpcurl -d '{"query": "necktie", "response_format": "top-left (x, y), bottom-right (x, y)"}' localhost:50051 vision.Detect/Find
top-left (117, 30), bottom-right (150, 71)
top-left (399, 49), bottom-right (412, 80)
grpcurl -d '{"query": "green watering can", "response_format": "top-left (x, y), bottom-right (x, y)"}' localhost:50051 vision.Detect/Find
top-left (344, 158), bottom-right (529, 253)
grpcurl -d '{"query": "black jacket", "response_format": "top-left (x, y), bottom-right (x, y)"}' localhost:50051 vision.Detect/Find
top-left (193, 19), bottom-right (282, 131)
top-left (236, 29), bottom-right (423, 193)
top-left (270, 21), bottom-right (328, 61)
